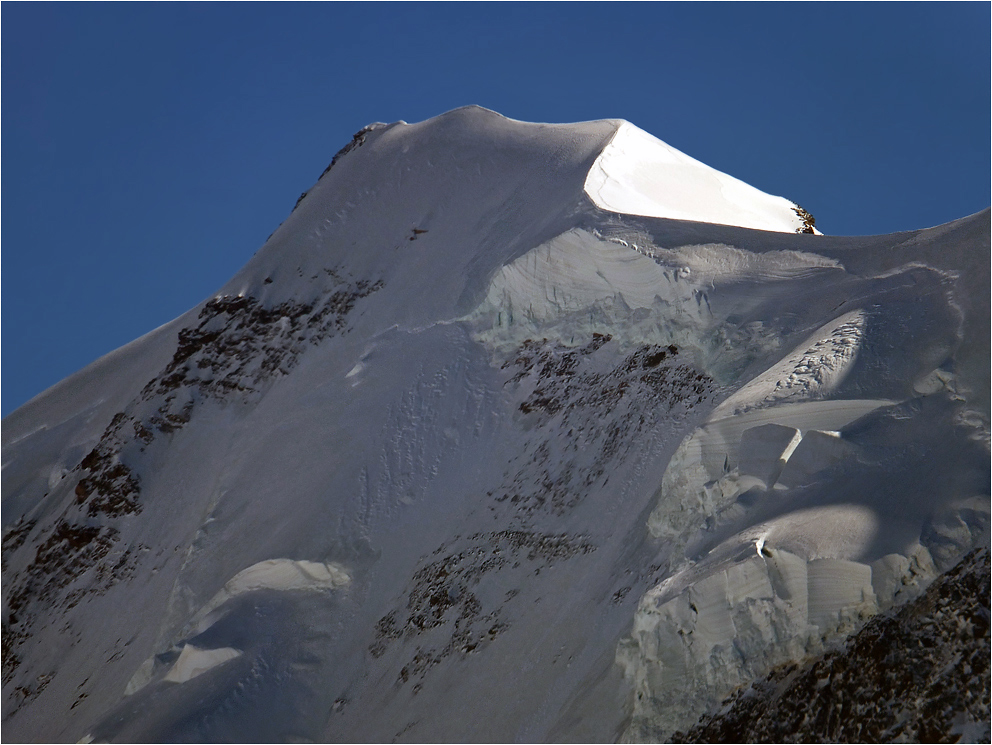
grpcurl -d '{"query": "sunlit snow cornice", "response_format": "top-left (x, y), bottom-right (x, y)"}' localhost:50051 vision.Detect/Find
top-left (585, 121), bottom-right (812, 234)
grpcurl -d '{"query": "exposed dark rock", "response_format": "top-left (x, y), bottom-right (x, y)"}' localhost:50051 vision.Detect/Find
top-left (2, 520), bottom-right (36, 572)
top-left (496, 337), bottom-right (712, 516)
top-left (2, 274), bottom-right (385, 693)
top-left (3, 520), bottom-right (126, 683)
top-left (792, 204), bottom-right (817, 234)
top-left (320, 123), bottom-right (386, 179)
top-left (370, 531), bottom-right (595, 684)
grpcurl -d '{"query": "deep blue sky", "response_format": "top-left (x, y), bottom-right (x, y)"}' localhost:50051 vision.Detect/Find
top-left (3, 3), bottom-right (989, 416)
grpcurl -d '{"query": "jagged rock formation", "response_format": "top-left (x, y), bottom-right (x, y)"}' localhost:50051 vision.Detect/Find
top-left (791, 204), bottom-right (817, 234)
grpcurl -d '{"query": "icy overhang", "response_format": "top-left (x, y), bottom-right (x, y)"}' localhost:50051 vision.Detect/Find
top-left (584, 121), bottom-right (810, 234)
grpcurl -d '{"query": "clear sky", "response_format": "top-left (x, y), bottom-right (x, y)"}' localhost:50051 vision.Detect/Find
top-left (2, 2), bottom-right (989, 416)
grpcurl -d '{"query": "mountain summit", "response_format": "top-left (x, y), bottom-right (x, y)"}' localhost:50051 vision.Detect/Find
top-left (3, 107), bottom-right (988, 743)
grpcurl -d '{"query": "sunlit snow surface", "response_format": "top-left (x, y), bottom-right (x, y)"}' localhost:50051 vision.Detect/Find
top-left (2, 106), bottom-right (989, 743)
top-left (585, 121), bottom-right (815, 233)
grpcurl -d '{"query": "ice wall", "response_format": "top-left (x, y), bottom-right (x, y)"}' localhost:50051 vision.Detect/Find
top-left (619, 281), bottom-right (989, 740)
top-left (618, 546), bottom-right (880, 741)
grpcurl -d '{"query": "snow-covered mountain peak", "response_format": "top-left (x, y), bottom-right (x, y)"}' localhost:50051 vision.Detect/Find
top-left (2, 107), bottom-right (987, 744)
top-left (216, 108), bottom-right (817, 342)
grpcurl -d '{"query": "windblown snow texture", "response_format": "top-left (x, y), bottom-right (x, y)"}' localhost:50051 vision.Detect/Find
top-left (2, 106), bottom-right (989, 743)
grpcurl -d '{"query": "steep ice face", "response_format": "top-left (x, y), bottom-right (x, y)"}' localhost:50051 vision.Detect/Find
top-left (618, 541), bottom-right (881, 742)
top-left (668, 548), bottom-right (991, 744)
top-left (585, 121), bottom-right (817, 234)
top-left (1, 107), bottom-right (988, 743)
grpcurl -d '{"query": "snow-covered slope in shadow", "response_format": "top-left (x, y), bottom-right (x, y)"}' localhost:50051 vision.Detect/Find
top-left (2, 106), bottom-right (988, 743)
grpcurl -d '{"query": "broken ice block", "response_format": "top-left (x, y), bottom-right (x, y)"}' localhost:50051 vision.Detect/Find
top-left (738, 423), bottom-right (802, 486)
top-left (776, 430), bottom-right (851, 488)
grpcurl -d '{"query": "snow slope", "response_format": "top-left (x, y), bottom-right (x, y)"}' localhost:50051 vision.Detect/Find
top-left (2, 106), bottom-right (988, 743)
